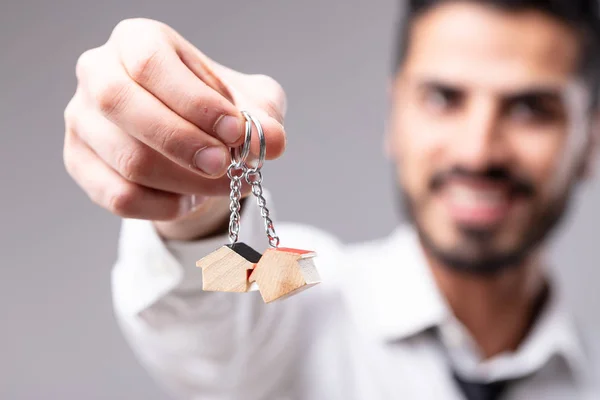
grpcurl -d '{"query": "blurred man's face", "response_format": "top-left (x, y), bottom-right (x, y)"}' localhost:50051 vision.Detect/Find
top-left (389, 2), bottom-right (596, 274)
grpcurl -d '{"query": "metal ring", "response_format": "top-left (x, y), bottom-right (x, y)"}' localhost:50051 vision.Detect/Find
top-left (231, 114), bottom-right (253, 167)
top-left (241, 111), bottom-right (266, 173)
top-left (227, 163), bottom-right (246, 180)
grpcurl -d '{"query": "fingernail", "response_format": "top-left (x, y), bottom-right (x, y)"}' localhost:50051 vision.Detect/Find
top-left (213, 115), bottom-right (242, 144)
top-left (179, 194), bottom-right (208, 216)
top-left (194, 147), bottom-right (228, 176)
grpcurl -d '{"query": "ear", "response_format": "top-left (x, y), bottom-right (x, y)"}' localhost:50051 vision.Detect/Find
top-left (577, 110), bottom-right (600, 179)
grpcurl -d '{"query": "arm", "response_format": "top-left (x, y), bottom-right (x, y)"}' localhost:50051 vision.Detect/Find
top-left (112, 195), bottom-right (344, 399)
top-left (112, 198), bottom-right (277, 398)
top-left (63, 18), bottom-right (298, 399)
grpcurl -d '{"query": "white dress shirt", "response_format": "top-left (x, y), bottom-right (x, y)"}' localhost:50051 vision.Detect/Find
top-left (112, 196), bottom-right (600, 400)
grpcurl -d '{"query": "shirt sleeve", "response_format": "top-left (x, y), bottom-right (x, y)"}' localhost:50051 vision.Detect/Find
top-left (111, 196), bottom-right (269, 319)
top-left (110, 194), bottom-right (344, 399)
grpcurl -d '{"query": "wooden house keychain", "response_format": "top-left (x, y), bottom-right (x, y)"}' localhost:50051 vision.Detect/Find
top-left (195, 112), bottom-right (262, 293)
top-left (196, 111), bottom-right (321, 303)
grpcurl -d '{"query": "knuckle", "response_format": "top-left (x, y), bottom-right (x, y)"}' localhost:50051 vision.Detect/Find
top-left (95, 78), bottom-right (131, 118)
top-left (252, 74), bottom-right (287, 121)
top-left (62, 141), bottom-right (77, 178)
top-left (111, 18), bottom-right (158, 39)
top-left (62, 132), bottom-right (87, 186)
top-left (263, 99), bottom-right (286, 125)
top-left (254, 74), bottom-right (284, 96)
top-left (116, 147), bottom-right (151, 182)
top-left (127, 44), bottom-right (164, 84)
top-left (111, 18), bottom-right (170, 85)
top-left (157, 126), bottom-right (182, 157)
top-left (261, 97), bottom-right (286, 124)
top-left (63, 90), bottom-right (85, 129)
top-left (63, 97), bottom-right (77, 128)
top-left (111, 19), bottom-right (131, 38)
top-left (253, 73), bottom-right (277, 86)
top-left (107, 183), bottom-right (139, 217)
top-left (75, 48), bottom-right (99, 81)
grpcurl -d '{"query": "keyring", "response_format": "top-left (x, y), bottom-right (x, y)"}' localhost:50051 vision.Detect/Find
top-left (241, 110), bottom-right (266, 173)
top-left (230, 113), bottom-right (253, 167)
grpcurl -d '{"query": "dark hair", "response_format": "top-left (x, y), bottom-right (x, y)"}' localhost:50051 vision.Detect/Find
top-left (394, 0), bottom-right (600, 104)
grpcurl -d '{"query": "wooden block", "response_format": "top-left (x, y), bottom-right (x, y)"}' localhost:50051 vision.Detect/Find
top-left (196, 242), bottom-right (262, 292)
top-left (248, 247), bottom-right (320, 303)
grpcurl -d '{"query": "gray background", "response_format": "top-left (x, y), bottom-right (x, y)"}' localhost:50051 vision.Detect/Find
top-left (0, 0), bottom-right (598, 399)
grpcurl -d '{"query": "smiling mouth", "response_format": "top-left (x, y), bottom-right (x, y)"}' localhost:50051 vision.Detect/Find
top-left (440, 180), bottom-right (526, 228)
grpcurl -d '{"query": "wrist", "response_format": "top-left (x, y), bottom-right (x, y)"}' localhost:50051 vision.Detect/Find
top-left (153, 196), bottom-right (231, 241)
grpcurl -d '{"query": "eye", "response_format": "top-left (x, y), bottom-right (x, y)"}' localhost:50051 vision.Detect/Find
top-left (422, 85), bottom-right (463, 113)
top-left (507, 95), bottom-right (563, 123)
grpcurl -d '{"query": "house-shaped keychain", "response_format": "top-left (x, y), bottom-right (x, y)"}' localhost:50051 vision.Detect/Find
top-left (249, 247), bottom-right (320, 303)
top-left (196, 242), bottom-right (262, 292)
top-left (195, 111), bottom-right (320, 302)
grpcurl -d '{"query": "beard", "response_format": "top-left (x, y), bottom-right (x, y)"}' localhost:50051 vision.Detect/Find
top-left (399, 166), bottom-right (577, 276)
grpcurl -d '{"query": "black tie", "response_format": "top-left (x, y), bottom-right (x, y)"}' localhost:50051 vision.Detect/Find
top-left (452, 372), bottom-right (510, 400)
top-left (446, 284), bottom-right (549, 400)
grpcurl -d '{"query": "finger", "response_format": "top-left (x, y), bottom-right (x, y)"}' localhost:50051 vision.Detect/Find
top-left (245, 109), bottom-right (287, 161)
top-left (64, 128), bottom-right (183, 221)
top-left (76, 46), bottom-right (230, 178)
top-left (110, 20), bottom-right (246, 146)
top-left (70, 99), bottom-right (234, 196)
top-left (172, 34), bottom-right (287, 159)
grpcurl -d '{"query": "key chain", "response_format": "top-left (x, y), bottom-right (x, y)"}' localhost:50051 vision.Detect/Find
top-left (241, 112), bottom-right (321, 303)
top-left (196, 111), bottom-right (320, 302)
top-left (195, 113), bottom-right (262, 293)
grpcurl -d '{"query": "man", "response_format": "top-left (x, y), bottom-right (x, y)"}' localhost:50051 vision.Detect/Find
top-left (63, 0), bottom-right (600, 398)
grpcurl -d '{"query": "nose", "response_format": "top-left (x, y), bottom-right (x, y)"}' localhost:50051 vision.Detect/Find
top-left (451, 96), bottom-right (510, 170)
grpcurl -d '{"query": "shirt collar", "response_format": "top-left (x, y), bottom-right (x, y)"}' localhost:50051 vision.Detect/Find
top-left (344, 225), bottom-right (588, 381)
top-left (346, 225), bottom-right (448, 340)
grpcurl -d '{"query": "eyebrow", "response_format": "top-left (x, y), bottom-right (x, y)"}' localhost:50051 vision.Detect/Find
top-left (501, 88), bottom-right (563, 103)
top-left (415, 80), bottom-right (461, 92)
top-left (415, 79), bottom-right (564, 100)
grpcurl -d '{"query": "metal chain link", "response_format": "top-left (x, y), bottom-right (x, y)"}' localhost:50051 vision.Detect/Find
top-left (245, 169), bottom-right (280, 248)
top-left (227, 163), bottom-right (246, 244)
top-left (226, 110), bottom-right (280, 248)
